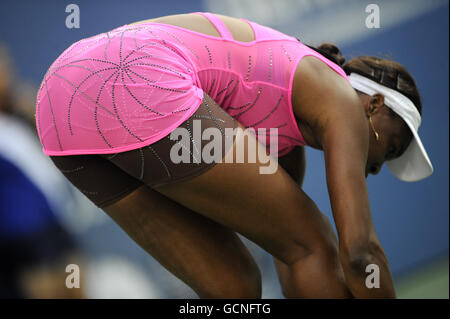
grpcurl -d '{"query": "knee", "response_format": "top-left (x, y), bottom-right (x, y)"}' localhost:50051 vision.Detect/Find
top-left (198, 266), bottom-right (262, 299)
top-left (279, 224), bottom-right (339, 268)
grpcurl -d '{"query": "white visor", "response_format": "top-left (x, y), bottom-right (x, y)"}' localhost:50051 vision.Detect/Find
top-left (348, 73), bottom-right (433, 182)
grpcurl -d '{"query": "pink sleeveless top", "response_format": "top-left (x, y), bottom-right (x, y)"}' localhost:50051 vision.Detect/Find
top-left (36, 12), bottom-right (349, 157)
top-left (169, 12), bottom-right (350, 155)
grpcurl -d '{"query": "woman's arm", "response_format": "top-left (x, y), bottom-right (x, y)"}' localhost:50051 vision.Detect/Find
top-left (321, 104), bottom-right (396, 298)
top-left (292, 57), bottom-right (396, 298)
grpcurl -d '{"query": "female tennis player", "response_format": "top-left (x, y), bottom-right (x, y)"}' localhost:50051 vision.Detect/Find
top-left (35, 12), bottom-right (433, 298)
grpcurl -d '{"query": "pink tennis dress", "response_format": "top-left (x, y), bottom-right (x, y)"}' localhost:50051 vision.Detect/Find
top-left (36, 12), bottom-right (348, 157)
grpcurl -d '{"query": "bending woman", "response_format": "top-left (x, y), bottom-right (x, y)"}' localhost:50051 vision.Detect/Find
top-left (35, 12), bottom-right (433, 298)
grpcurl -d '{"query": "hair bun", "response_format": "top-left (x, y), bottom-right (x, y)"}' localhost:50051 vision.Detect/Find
top-left (317, 43), bottom-right (346, 66)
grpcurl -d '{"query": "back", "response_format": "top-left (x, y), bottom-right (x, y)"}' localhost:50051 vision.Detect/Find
top-left (130, 13), bottom-right (349, 156)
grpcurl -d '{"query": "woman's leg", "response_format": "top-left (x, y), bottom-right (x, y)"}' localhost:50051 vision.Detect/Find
top-left (273, 145), bottom-right (308, 298)
top-left (273, 146), bottom-right (346, 298)
top-left (148, 99), bottom-right (350, 298)
top-left (50, 95), bottom-right (263, 299)
top-left (102, 185), bottom-right (262, 298)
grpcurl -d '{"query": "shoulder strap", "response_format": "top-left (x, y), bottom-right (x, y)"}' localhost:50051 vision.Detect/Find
top-left (239, 18), bottom-right (260, 41)
top-left (195, 12), bottom-right (234, 40)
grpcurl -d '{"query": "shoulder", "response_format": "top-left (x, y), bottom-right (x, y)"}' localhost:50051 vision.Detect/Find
top-left (293, 55), bottom-right (356, 108)
top-left (292, 56), bottom-right (365, 148)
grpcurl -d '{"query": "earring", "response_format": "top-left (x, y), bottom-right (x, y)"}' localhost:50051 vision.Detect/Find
top-left (369, 115), bottom-right (380, 141)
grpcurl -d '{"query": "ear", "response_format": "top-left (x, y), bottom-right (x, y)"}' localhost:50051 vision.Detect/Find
top-left (368, 93), bottom-right (385, 114)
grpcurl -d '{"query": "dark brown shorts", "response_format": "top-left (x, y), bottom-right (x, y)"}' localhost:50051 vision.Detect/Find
top-left (50, 95), bottom-right (238, 208)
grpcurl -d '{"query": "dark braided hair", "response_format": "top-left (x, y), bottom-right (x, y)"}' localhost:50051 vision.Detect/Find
top-left (306, 42), bottom-right (422, 115)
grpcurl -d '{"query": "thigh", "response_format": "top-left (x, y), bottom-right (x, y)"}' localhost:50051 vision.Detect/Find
top-left (50, 154), bottom-right (143, 208)
top-left (154, 124), bottom-right (333, 266)
top-left (49, 129), bottom-right (261, 298)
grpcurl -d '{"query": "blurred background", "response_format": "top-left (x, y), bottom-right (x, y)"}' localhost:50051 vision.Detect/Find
top-left (0, 0), bottom-right (447, 298)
